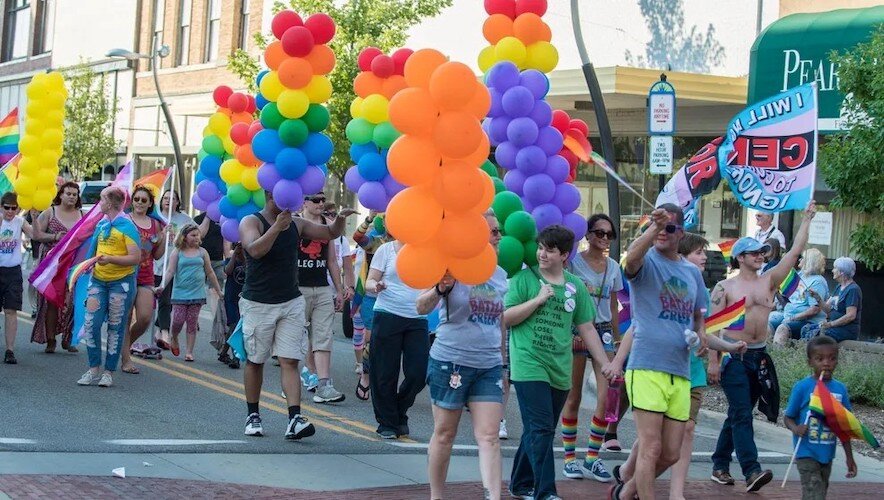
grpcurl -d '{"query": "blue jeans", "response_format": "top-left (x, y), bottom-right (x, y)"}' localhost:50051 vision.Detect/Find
top-left (426, 357), bottom-right (503, 410)
top-left (711, 349), bottom-right (765, 479)
top-left (84, 275), bottom-right (137, 371)
top-left (511, 381), bottom-right (569, 499)
top-left (801, 323), bottom-right (858, 342)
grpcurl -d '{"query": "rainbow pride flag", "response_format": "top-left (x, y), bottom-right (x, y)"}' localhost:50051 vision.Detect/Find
top-left (66, 256), bottom-right (99, 290)
top-left (718, 239), bottom-right (737, 260)
top-left (809, 378), bottom-right (879, 448)
top-left (0, 108), bottom-right (19, 165)
top-left (0, 153), bottom-right (19, 195)
top-left (705, 297), bottom-right (746, 334)
top-left (779, 268), bottom-right (801, 299)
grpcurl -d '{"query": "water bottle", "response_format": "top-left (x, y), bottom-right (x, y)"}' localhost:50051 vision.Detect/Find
top-left (605, 376), bottom-right (624, 423)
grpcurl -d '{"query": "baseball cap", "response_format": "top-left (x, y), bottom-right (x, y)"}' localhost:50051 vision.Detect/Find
top-left (732, 237), bottom-right (771, 257)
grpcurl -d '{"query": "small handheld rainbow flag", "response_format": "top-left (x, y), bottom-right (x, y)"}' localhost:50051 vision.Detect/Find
top-left (67, 256), bottom-right (100, 290)
top-left (0, 108), bottom-right (19, 165)
top-left (718, 239), bottom-right (737, 260)
top-left (809, 378), bottom-right (880, 448)
top-left (705, 297), bottom-right (746, 334)
top-left (779, 268), bottom-right (801, 299)
top-left (0, 153), bottom-right (19, 195)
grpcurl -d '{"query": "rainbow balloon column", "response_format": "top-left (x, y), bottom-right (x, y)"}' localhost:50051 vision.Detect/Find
top-left (478, 0), bottom-right (558, 73)
top-left (16, 72), bottom-right (67, 210)
top-left (550, 109), bottom-right (592, 183)
top-left (342, 47), bottom-right (414, 211)
top-left (253, 9), bottom-right (336, 211)
top-left (385, 49), bottom-right (495, 288)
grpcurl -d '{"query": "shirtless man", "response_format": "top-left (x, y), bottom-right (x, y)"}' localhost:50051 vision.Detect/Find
top-left (708, 201), bottom-right (816, 493)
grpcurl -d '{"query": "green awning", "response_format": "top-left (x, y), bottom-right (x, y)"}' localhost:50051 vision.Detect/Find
top-left (748, 6), bottom-right (884, 133)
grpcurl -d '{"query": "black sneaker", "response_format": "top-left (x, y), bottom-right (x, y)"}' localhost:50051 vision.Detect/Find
top-left (4, 350), bottom-right (16, 364)
top-left (746, 469), bottom-right (773, 492)
top-left (377, 428), bottom-right (397, 439)
top-left (218, 352), bottom-right (231, 365)
top-left (228, 357), bottom-right (240, 369)
top-left (397, 423), bottom-right (410, 438)
top-left (285, 414), bottom-right (316, 440)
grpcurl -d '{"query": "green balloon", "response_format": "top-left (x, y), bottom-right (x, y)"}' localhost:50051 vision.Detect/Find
top-left (481, 160), bottom-right (498, 179)
top-left (493, 177), bottom-right (506, 194)
top-left (303, 104), bottom-right (330, 132)
top-left (505, 210), bottom-right (536, 243)
top-left (260, 102), bottom-right (285, 130)
top-left (279, 119), bottom-right (309, 146)
top-left (523, 239), bottom-right (539, 267)
top-left (372, 122), bottom-right (401, 149)
top-left (373, 215), bottom-right (386, 234)
top-left (252, 189), bottom-right (265, 208)
top-left (227, 184), bottom-right (250, 206)
top-left (492, 191), bottom-right (523, 225)
top-left (197, 149), bottom-right (208, 161)
top-left (202, 136), bottom-right (224, 157)
top-left (345, 118), bottom-right (375, 145)
top-left (498, 236), bottom-right (526, 277)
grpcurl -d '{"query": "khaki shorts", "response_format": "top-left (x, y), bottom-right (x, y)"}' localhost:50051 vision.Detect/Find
top-left (689, 387), bottom-right (704, 422)
top-left (301, 286), bottom-right (335, 352)
top-left (239, 296), bottom-right (307, 364)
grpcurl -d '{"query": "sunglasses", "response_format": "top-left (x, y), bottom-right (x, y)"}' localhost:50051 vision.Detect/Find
top-left (2, 205), bottom-right (17, 211)
top-left (664, 224), bottom-right (683, 234)
top-left (132, 197), bottom-right (150, 203)
top-left (306, 196), bottom-right (326, 203)
top-left (490, 228), bottom-right (502, 236)
top-left (589, 229), bottom-right (616, 240)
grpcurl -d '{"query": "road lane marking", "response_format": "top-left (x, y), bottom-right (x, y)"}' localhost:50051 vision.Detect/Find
top-left (0, 438), bottom-right (37, 444)
top-left (105, 439), bottom-right (246, 446)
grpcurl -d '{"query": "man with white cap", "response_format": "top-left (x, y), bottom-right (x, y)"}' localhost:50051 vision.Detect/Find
top-left (709, 202), bottom-right (816, 493)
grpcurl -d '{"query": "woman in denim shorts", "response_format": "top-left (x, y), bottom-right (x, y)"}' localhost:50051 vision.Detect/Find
top-left (417, 210), bottom-right (507, 500)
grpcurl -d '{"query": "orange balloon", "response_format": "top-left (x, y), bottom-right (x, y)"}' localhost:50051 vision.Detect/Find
top-left (448, 244), bottom-right (497, 285)
top-left (429, 62), bottom-right (477, 111)
top-left (396, 243), bottom-right (448, 289)
top-left (231, 111), bottom-right (254, 124)
top-left (388, 136), bottom-right (442, 187)
top-left (482, 14), bottom-right (515, 44)
top-left (513, 13), bottom-right (551, 45)
top-left (277, 57), bottom-right (313, 89)
top-left (464, 84), bottom-right (491, 120)
top-left (235, 144), bottom-right (259, 166)
top-left (264, 41), bottom-right (286, 71)
top-left (388, 87), bottom-right (438, 136)
top-left (218, 108), bottom-right (232, 117)
top-left (381, 75), bottom-right (408, 100)
top-left (304, 44), bottom-right (336, 74)
top-left (476, 171), bottom-right (495, 212)
top-left (435, 161), bottom-right (485, 212)
top-left (437, 211), bottom-right (490, 259)
top-left (353, 72), bottom-right (384, 98)
top-left (433, 111), bottom-right (483, 159)
top-left (404, 49), bottom-right (447, 89)
top-left (386, 186), bottom-right (443, 244)
top-left (452, 132), bottom-right (491, 166)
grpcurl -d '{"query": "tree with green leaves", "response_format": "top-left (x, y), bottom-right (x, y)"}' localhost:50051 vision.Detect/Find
top-left (60, 63), bottom-right (121, 180)
top-left (819, 27), bottom-right (884, 270)
top-left (228, 0), bottom-right (453, 202)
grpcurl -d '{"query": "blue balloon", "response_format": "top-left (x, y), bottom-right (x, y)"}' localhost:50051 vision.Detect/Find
top-left (218, 197), bottom-right (238, 219)
top-left (485, 61), bottom-right (520, 91)
top-left (357, 152), bottom-right (387, 182)
top-left (256, 70), bottom-right (269, 86)
top-left (236, 201), bottom-right (260, 221)
top-left (302, 133), bottom-right (334, 166)
top-left (501, 86), bottom-right (535, 117)
top-left (199, 155), bottom-right (222, 179)
top-left (255, 94), bottom-right (269, 110)
top-left (194, 171), bottom-right (207, 185)
top-left (349, 143), bottom-right (376, 163)
top-left (275, 147), bottom-right (308, 180)
top-left (252, 129), bottom-right (284, 163)
top-left (318, 164), bottom-right (328, 175)
top-left (214, 178), bottom-right (228, 194)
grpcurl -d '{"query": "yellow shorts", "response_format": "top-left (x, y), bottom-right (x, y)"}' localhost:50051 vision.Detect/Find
top-left (625, 369), bottom-right (691, 422)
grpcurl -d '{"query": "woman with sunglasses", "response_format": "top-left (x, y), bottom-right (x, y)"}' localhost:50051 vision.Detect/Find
top-left (418, 210), bottom-right (507, 500)
top-left (119, 185), bottom-right (167, 374)
top-left (153, 190), bottom-right (193, 350)
top-left (31, 182), bottom-right (83, 353)
top-left (559, 213), bottom-right (623, 482)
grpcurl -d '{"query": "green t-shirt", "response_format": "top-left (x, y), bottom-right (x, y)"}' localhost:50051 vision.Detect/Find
top-left (505, 267), bottom-right (596, 390)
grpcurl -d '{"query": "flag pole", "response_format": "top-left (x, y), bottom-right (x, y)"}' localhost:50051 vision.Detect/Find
top-left (781, 372), bottom-right (824, 488)
top-left (160, 164), bottom-right (177, 285)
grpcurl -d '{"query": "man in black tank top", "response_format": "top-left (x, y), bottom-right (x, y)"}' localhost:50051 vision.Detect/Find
top-left (238, 189), bottom-right (356, 440)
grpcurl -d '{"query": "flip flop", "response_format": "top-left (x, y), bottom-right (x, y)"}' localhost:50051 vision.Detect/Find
top-left (355, 381), bottom-right (370, 401)
top-left (185, 355), bottom-right (194, 362)
top-left (122, 366), bottom-right (140, 375)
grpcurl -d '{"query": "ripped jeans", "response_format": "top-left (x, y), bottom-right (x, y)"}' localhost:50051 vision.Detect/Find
top-left (84, 274), bottom-right (136, 371)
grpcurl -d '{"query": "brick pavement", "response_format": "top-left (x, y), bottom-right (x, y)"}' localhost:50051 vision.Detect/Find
top-left (0, 475), bottom-right (877, 499)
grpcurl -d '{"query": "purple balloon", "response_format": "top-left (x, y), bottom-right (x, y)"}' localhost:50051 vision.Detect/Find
top-left (522, 199), bottom-right (535, 213)
top-left (298, 165), bottom-right (326, 195)
top-left (358, 182), bottom-right (388, 211)
top-left (536, 126), bottom-right (564, 156)
top-left (488, 89), bottom-right (504, 117)
top-left (486, 61), bottom-right (520, 91)
top-left (191, 194), bottom-right (208, 212)
top-left (221, 218), bottom-right (241, 243)
top-left (532, 203), bottom-right (563, 230)
top-left (344, 165), bottom-right (366, 192)
top-left (207, 200), bottom-right (221, 222)
top-left (503, 169), bottom-right (526, 196)
top-left (563, 212), bottom-right (587, 241)
top-left (554, 183), bottom-right (581, 214)
top-left (382, 175), bottom-right (405, 197)
top-left (519, 70), bottom-right (550, 99)
top-left (257, 163), bottom-right (281, 191)
top-left (545, 155), bottom-right (570, 183)
top-left (501, 86), bottom-right (535, 117)
top-left (515, 145), bottom-right (547, 175)
top-left (494, 141), bottom-right (519, 170)
top-left (196, 180), bottom-right (221, 201)
top-left (488, 117), bottom-right (511, 146)
top-left (272, 179), bottom-right (305, 211)
top-left (528, 101), bottom-right (552, 127)
top-left (523, 173), bottom-right (556, 205)
top-left (506, 117), bottom-right (540, 147)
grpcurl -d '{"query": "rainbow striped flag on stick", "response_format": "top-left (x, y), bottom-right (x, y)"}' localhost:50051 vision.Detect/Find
top-left (779, 268), bottom-right (801, 299)
top-left (0, 153), bottom-right (19, 195)
top-left (718, 239), bottom-right (737, 260)
top-left (705, 297), bottom-right (746, 334)
top-left (809, 378), bottom-right (879, 448)
top-left (0, 108), bottom-right (19, 165)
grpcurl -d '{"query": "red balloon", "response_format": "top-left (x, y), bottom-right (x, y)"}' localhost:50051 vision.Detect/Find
top-left (227, 93), bottom-right (249, 113)
top-left (245, 95), bottom-right (257, 114)
top-left (271, 10), bottom-right (303, 40)
top-left (304, 13), bottom-right (336, 44)
top-left (230, 122), bottom-right (250, 145)
top-left (559, 148), bottom-right (578, 168)
top-left (484, 0), bottom-right (516, 18)
top-left (281, 26), bottom-right (315, 57)
top-left (391, 48), bottom-right (414, 75)
top-left (213, 86), bottom-right (233, 107)
top-left (358, 47), bottom-right (382, 72)
top-left (371, 55), bottom-right (395, 78)
top-left (515, 0), bottom-right (547, 17)
top-left (569, 119), bottom-right (589, 136)
top-left (247, 121), bottom-right (263, 140)
top-left (550, 109), bottom-right (570, 133)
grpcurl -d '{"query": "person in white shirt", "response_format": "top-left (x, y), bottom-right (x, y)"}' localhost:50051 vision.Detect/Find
top-left (752, 212), bottom-right (786, 249)
top-left (1, 192), bottom-right (34, 364)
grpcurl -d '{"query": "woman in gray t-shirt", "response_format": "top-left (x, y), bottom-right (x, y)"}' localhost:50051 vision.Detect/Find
top-left (416, 210), bottom-right (506, 500)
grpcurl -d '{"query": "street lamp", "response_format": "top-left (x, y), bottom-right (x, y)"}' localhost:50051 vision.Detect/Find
top-left (107, 35), bottom-right (184, 195)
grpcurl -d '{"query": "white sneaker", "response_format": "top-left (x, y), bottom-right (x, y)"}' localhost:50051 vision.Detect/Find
top-left (77, 370), bottom-right (100, 386)
top-left (97, 372), bottom-right (113, 387)
top-left (313, 383), bottom-right (345, 403)
top-left (354, 362), bottom-right (363, 375)
top-left (244, 413), bottom-right (264, 436)
top-left (284, 414), bottom-right (316, 440)
top-left (498, 419), bottom-right (508, 439)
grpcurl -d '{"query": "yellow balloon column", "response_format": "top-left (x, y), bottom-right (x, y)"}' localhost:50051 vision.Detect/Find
top-left (16, 72), bottom-right (67, 210)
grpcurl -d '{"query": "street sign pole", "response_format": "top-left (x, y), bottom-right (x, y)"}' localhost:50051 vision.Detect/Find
top-left (647, 74), bottom-right (676, 202)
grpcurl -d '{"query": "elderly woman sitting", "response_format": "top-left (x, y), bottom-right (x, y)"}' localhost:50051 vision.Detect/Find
top-left (802, 257), bottom-right (863, 342)
top-left (769, 248), bottom-right (828, 345)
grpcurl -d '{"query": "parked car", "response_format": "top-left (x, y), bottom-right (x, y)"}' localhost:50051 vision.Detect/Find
top-left (77, 181), bottom-right (111, 212)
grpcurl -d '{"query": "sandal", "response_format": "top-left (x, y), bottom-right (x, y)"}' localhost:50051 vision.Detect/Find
top-left (45, 338), bottom-right (56, 354)
top-left (356, 381), bottom-right (370, 401)
top-left (121, 366), bottom-right (140, 375)
top-left (185, 355), bottom-right (194, 362)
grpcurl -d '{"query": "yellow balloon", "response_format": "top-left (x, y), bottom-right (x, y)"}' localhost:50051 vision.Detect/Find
top-left (208, 112), bottom-right (232, 136)
top-left (33, 190), bottom-right (54, 211)
top-left (303, 75), bottom-right (332, 104)
top-left (17, 157), bottom-right (39, 176)
top-left (478, 45), bottom-right (497, 73)
top-left (494, 37), bottom-right (527, 68)
top-left (36, 168), bottom-right (56, 186)
top-left (41, 128), bottom-right (64, 150)
top-left (24, 118), bottom-right (44, 136)
top-left (277, 89), bottom-right (310, 119)
top-left (361, 94), bottom-right (389, 124)
top-left (240, 167), bottom-right (260, 191)
top-left (203, 126), bottom-right (213, 137)
top-left (350, 97), bottom-right (364, 119)
top-left (223, 137), bottom-right (236, 155)
top-left (525, 41), bottom-right (559, 73)
top-left (14, 175), bottom-right (37, 196)
top-left (39, 149), bottom-right (60, 167)
top-left (18, 135), bottom-right (40, 156)
top-left (26, 101), bottom-right (48, 120)
top-left (45, 109), bottom-right (64, 126)
top-left (16, 194), bottom-right (33, 210)
top-left (259, 71), bottom-right (284, 101)
top-left (219, 159), bottom-right (245, 185)
top-left (45, 71), bottom-right (65, 88)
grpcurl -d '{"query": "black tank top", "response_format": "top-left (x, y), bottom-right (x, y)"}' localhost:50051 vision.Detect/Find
top-left (241, 212), bottom-right (301, 304)
top-left (297, 216), bottom-right (330, 287)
